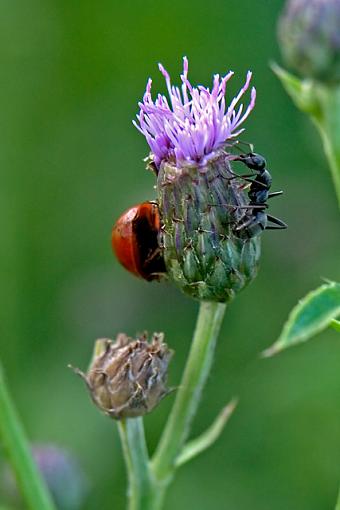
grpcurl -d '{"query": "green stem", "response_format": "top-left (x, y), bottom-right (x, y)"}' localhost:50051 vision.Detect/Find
top-left (335, 486), bottom-right (340, 510)
top-left (314, 86), bottom-right (340, 210)
top-left (151, 301), bottom-right (227, 483)
top-left (0, 365), bottom-right (56, 510)
top-left (118, 418), bottom-right (156, 510)
top-left (315, 123), bottom-right (340, 210)
top-left (312, 89), bottom-right (340, 510)
top-left (117, 301), bottom-right (226, 510)
top-left (273, 65), bottom-right (340, 209)
top-left (316, 87), bottom-right (340, 510)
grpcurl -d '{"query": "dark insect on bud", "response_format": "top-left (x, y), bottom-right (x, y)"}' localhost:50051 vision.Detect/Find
top-left (232, 152), bottom-right (287, 238)
top-left (71, 333), bottom-right (172, 420)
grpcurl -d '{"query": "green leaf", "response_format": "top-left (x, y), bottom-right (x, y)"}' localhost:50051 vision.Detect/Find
top-left (263, 281), bottom-right (340, 357)
top-left (271, 62), bottom-right (321, 118)
top-left (175, 398), bottom-right (238, 467)
top-left (331, 319), bottom-right (340, 332)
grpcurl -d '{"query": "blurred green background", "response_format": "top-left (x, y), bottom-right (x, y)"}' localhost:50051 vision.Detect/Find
top-left (1, 0), bottom-right (339, 509)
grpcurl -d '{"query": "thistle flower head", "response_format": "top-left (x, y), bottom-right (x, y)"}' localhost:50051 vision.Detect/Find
top-left (278, 0), bottom-right (340, 83)
top-left (134, 57), bottom-right (256, 169)
top-left (132, 59), bottom-right (261, 302)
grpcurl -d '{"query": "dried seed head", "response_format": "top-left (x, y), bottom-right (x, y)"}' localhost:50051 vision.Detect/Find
top-left (278, 0), bottom-right (340, 83)
top-left (72, 333), bottom-right (172, 420)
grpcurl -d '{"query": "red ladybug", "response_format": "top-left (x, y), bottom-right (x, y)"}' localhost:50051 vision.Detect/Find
top-left (112, 201), bottom-right (166, 281)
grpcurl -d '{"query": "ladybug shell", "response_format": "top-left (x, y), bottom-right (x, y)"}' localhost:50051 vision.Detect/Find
top-left (112, 202), bottom-right (166, 281)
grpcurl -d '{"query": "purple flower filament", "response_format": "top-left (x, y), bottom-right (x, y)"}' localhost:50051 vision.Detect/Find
top-left (134, 57), bottom-right (256, 169)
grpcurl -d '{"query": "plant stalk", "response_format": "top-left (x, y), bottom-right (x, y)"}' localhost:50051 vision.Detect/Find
top-left (117, 301), bottom-right (226, 510)
top-left (314, 85), bottom-right (340, 210)
top-left (151, 301), bottom-right (226, 482)
top-left (316, 124), bottom-right (340, 210)
top-left (335, 486), bottom-right (340, 510)
top-left (118, 418), bottom-right (160, 510)
top-left (0, 364), bottom-right (56, 510)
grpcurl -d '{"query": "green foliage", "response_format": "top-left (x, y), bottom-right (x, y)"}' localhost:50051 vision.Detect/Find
top-left (0, 366), bottom-right (56, 510)
top-left (1, 1), bottom-right (340, 509)
top-left (175, 399), bottom-right (237, 467)
top-left (273, 62), bottom-right (340, 209)
top-left (272, 63), bottom-right (321, 117)
top-left (331, 319), bottom-right (340, 332)
top-left (264, 282), bottom-right (340, 356)
top-left (336, 487), bottom-right (340, 510)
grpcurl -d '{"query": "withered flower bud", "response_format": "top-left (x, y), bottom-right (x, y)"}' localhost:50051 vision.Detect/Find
top-left (72, 333), bottom-right (172, 420)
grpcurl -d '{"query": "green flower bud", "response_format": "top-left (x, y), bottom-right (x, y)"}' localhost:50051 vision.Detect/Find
top-left (72, 333), bottom-right (172, 420)
top-left (278, 0), bottom-right (340, 83)
top-left (157, 153), bottom-right (261, 302)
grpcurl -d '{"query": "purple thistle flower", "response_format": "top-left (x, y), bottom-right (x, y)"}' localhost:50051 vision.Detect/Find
top-left (133, 57), bottom-right (256, 169)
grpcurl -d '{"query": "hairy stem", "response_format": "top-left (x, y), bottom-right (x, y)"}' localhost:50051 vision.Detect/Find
top-left (0, 364), bottom-right (56, 510)
top-left (151, 301), bottom-right (227, 482)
